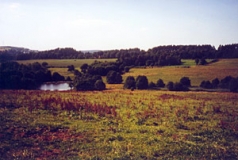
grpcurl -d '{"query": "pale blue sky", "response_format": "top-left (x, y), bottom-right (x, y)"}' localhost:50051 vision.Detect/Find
top-left (0, 0), bottom-right (238, 50)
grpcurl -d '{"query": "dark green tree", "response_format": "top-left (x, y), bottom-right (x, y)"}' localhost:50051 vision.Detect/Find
top-left (180, 77), bottom-right (191, 87)
top-left (52, 72), bottom-right (65, 81)
top-left (124, 76), bottom-right (136, 89)
top-left (73, 74), bottom-right (103, 91)
top-left (173, 82), bottom-right (189, 91)
top-left (136, 75), bottom-right (148, 89)
top-left (195, 58), bottom-right (199, 65)
top-left (67, 65), bottom-right (75, 71)
top-left (229, 78), bottom-right (238, 92)
top-left (200, 80), bottom-right (212, 89)
top-left (94, 80), bottom-right (106, 91)
top-left (80, 63), bottom-right (88, 73)
top-left (42, 62), bottom-right (48, 68)
top-left (212, 78), bottom-right (219, 88)
top-left (156, 79), bottom-right (165, 88)
top-left (167, 81), bottom-right (174, 91)
top-left (106, 71), bottom-right (123, 84)
top-left (199, 58), bottom-right (207, 65)
top-left (148, 82), bottom-right (156, 89)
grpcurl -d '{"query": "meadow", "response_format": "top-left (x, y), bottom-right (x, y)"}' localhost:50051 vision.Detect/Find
top-left (123, 59), bottom-right (238, 86)
top-left (0, 89), bottom-right (238, 159)
top-left (2, 58), bottom-right (238, 159)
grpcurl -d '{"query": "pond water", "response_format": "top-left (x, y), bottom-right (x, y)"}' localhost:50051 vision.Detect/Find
top-left (39, 83), bottom-right (71, 91)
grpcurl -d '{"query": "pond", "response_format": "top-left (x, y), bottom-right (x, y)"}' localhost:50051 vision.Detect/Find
top-left (39, 82), bottom-right (71, 91)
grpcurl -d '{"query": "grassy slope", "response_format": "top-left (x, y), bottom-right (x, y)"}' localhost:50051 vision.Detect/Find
top-left (123, 59), bottom-right (238, 86)
top-left (0, 90), bottom-right (238, 159)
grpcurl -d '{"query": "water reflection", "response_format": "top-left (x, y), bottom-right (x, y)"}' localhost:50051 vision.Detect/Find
top-left (40, 83), bottom-right (71, 91)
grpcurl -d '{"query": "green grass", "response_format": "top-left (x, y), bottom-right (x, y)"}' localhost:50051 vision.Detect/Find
top-left (0, 90), bottom-right (238, 159)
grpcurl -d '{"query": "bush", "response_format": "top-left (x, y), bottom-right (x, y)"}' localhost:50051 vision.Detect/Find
top-left (180, 77), bottom-right (191, 87)
top-left (124, 76), bottom-right (136, 89)
top-left (136, 75), bottom-right (148, 89)
top-left (156, 79), bottom-right (165, 88)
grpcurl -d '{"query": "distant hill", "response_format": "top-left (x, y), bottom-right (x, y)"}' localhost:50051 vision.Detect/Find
top-left (0, 46), bottom-right (101, 54)
top-left (80, 50), bottom-right (101, 53)
top-left (0, 46), bottom-right (35, 53)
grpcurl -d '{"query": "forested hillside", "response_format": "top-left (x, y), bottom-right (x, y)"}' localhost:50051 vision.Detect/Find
top-left (1, 44), bottom-right (238, 62)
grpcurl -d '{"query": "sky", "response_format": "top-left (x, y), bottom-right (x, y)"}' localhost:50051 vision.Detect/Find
top-left (0, 0), bottom-right (238, 51)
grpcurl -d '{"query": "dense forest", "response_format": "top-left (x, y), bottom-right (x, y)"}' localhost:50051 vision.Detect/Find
top-left (1, 44), bottom-right (238, 64)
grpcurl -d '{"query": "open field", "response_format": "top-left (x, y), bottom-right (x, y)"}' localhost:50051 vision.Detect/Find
top-left (0, 90), bottom-right (238, 159)
top-left (123, 59), bottom-right (238, 86)
top-left (17, 59), bottom-right (117, 68)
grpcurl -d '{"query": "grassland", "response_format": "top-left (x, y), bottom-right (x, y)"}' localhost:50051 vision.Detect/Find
top-left (1, 59), bottom-right (238, 159)
top-left (123, 59), bottom-right (238, 86)
top-left (0, 90), bottom-right (238, 159)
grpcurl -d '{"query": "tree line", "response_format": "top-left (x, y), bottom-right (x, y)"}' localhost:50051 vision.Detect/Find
top-left (0, 61), bottom-right (67, 90)
top-left (1, 44), bottom-right (238, 63)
